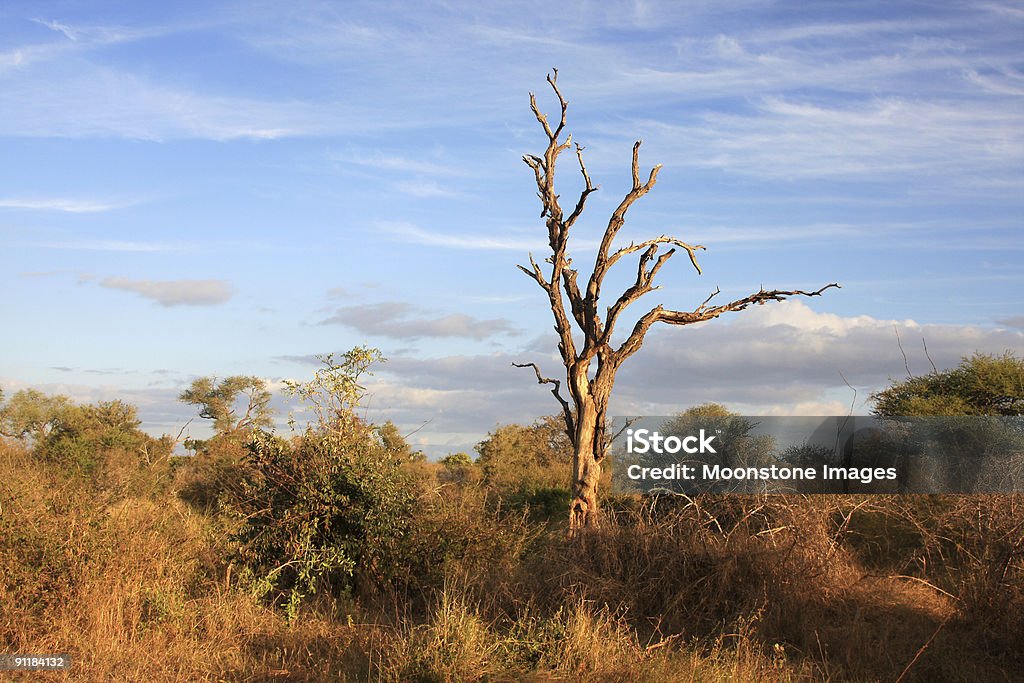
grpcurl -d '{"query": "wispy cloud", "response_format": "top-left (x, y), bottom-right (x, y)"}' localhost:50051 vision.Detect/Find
top-left (28, 16), bottom-right (186, 46)
top-left (17, 269), bottom-right (72, 278)
top-left (0, 197), bottom-right (134, 212)
top-left (2, 16), bottom-right (195, 73)
top-left (393, 180), bottom-right (461, 198)
top-left (965, 68), bottom-right (1024, 97)
top-left (382, 221), bottom-right (552, 251)
top-left (550, 9), bottom-right (1024, 185)
top-left (326, 286), bottom-right (349, 299)
top-left (31, 240), bottom-right (187, 252)
top-left (99, 277), bottom-right (234, 306)
top-left (337, 152), bottom-right (463, 176)
top-left (1, 66), bottom-right (380, 140)
top-left (626, 94), bottom-right (1024, 180)
top-left (613, 300), bottom-right (1024, 412)
top-left (688, 222), bottom-right (867, 245)
top-left (319, 301), bottom-right (518, 340)
top-left (31, 18), bottom-right (82, 41)
top-left (237, 12), bottom-right (397, 64)
top-left (740, 18), bottom-right (953, 46)
top-left (978, 2), bottom-right (1024, 20)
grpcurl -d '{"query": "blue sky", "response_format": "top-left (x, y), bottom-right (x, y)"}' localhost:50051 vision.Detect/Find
top-left (2, 0), bottom-right (1022, 456)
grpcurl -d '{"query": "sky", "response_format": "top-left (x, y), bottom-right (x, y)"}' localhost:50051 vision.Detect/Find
top-left (2, 0), bottom-right (1022, 457)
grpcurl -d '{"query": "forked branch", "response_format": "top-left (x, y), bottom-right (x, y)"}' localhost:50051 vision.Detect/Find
top-left (661, 283), bottom-right (842, 325)
top-left (617, 283), bottom-right (842, 361)
top-left (565, 144), bottom-right (597, 230)
top-left (512, 362), bottom-right (575, 440)
top-left (588, 141), bottom-right (662, 305)
top-left (607, 236), bottom-right (705, 274)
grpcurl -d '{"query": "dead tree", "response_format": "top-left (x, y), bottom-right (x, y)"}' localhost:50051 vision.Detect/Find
top-left (515, 71), bottom-right (839, 533)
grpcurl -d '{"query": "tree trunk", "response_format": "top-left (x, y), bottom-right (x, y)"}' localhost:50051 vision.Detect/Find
top-left (569, 399), bottom-right (603, 533)
top-left (569, 451), bottom-right (601, 532)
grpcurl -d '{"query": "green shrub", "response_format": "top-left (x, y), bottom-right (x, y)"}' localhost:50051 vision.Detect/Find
top-left (0, 389), bottom-right (173, 494)
top-left (228, 348), bottom-right (420, 619)
top-left (233, 427), bottom-right (415, 619)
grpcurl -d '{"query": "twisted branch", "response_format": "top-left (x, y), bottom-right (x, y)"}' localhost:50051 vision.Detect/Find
top-left (617, 283), bottom-right (842, 361)
top-left (512, 362), bottom-right (575, 441)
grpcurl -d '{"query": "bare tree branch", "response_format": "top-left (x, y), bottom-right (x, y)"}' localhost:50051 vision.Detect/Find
top-left (586, 141), bottom-right (662, 315)
top-left (665, 283), bottom-right (841, 324)
top-left (607, 416), bottom-right (639, 449)
top-left (517, 252), bottom-right (548, 288)
top-left (895, 325), bottom-right (914, 378)
top-left (402, 419), bottom-right (432, 440)
top-left (922, 337), bottom-right (938, 374)
top-left (607, 236), bottom-right (705, 274)
top-left (173, 418), bottom-right (193, 446)
top-left (603, 244), bottom-right (674, 343)
top-left (564, 144), bottom-right (597, 230)
top-left (618, 284), bottom-right (841, 362)
top-left (512, 362), bottom-right (575, 442)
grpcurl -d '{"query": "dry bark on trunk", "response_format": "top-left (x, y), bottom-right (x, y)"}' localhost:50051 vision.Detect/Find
top-left (569, 402), bottom-right (604, 530)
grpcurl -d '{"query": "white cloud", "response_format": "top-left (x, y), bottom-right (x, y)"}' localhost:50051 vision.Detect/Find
top-left (965, 68), bottom-right (1024, 97)
top-left (0, 197), bottom-right (133, 212)
top-left (614, 300), bottom-right (1024, 412)
top-left (627, 94), bottom-right (1024, 180)
top-left (360, 302), bottom-right (1024, 455)
top-left (2, 16), bottom-right (199, 74)
top-left (381, 221), bottom-right (550, 251)
top-left (381, 221), bottom-right (601, 252)
top-left (0, 66), bottom-right (386, 140)
top-left (742, 19), bottom-right (948, 45)
top-left (33, 240), bottom-right (185, 252)
top-left (8, 303), bottom-right (1018, 459)
top-left (393, 180), bottom-right (460, 198)
top-left (319, 301), bottom-right (518, 340)
top-left (99, 277), bottom-right (234, 307)
top-left (337, 152), bottom-right (463, 176)
top-left (31, 18), bottom-right (81, 41)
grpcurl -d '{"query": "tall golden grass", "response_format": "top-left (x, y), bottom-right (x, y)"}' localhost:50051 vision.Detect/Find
top-left (2, 439), bottom-right (1021, 681)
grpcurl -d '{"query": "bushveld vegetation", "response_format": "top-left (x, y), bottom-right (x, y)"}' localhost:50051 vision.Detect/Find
top-left (1, 352), bottom-right (1023, 681)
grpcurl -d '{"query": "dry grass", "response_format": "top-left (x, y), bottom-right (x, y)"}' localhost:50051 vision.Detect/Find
top-left (1, 441), bottom-right (366, 681)
top-left (2, 439), bottom-right (1022, 681)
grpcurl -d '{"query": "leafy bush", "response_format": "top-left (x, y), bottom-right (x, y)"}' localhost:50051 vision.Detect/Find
top-left (234, 428), bottom-right (416, 618)
top-left (1, 389), bottom-right (173, 493)
top-left (475, 415), bottom-right (572, 514)
top-left (227, 348), bottom-right (420, 619)
top-left (0, 388), bottom-right (71, 440)
top-left (872, 351), bottom-right (1024, 416)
